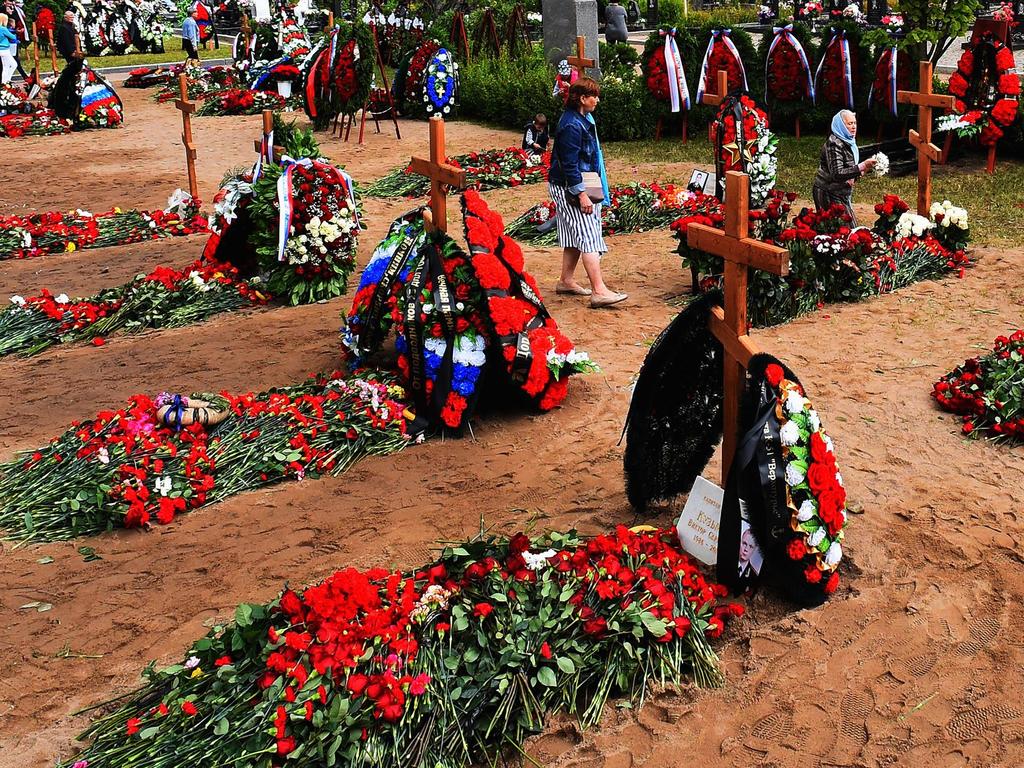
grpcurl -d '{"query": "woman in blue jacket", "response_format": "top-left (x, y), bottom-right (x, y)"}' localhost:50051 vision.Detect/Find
top-left (0, 14), bottom-right (18, 85)
top-left (548, 76), bottom-right (627, 309)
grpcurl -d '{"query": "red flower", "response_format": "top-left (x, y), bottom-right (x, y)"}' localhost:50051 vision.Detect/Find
top-left (539, 641), bottom-right (552, 659)
top-left (765, 363), bottom-right (784, 387)
top-left (91, 337), bottom-right (105, 346)
top-left (786, 538), bottom-right (808, 561)
top-left (804, 565), bottom-right (822, 584)
top-left (473, 602), bottom-right (494, 619)
top-left (276, 736), bottom-right (296, 755)
top-left (582, 616), bottom-right (607, 637)
top-left (181, 700), bottom-right (197, 716)
top-left (347, 673), bottom-right (369, 696)
top-left (824, 571), bottom-right (840, 594)
top-left (126, 716), bottom-right (141, 735)
top-left (214, 655), bottom-right (232, 667)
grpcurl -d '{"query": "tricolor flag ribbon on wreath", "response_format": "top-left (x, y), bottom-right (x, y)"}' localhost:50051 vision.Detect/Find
top-left (815, 28), bottom-right (855, 109)
top-left (276, 158), bottom-right (360, 261)
top-left (252, 128), bottom-right (274, 182)
top-left (695, 29), bottom-right (748, 105)
top-left (867, 46), bottom-right (900, 117)
top-left (765, 25), bottom-right (814, 103)
top-left (660, 28), bottom-right (690, 113)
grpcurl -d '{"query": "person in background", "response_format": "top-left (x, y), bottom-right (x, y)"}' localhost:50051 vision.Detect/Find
top-left (55, 10), bottom-right (77, 63)
top-left (548, 77), bottom-right (627, 309)
top-left (812, 109), bottom-right (876, 225)
top-left (181, 8), bottom-right (200, 62)
top-left (604, 0), bottom-right (628, 43)
top-left (0, 14), bottom-right (17, 84)
top-left (521, 113), bottom-right (548, 156)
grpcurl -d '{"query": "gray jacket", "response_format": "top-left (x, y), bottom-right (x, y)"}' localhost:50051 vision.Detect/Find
top-left (813, 134), bottom-right (861, 195)
top-left (605, 3), bottom-right (627, 42)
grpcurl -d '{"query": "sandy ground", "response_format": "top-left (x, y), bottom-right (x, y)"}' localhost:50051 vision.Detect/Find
top-left (1, 86), bottom-right (1023, 768)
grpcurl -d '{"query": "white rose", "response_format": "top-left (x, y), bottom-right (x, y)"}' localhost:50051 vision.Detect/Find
top-left (785, 463), bottom-right (805, 487)
top-left (10, 295), bottom-right (25, 306)
top-left (824, 541), bottom-right (843, 566)
top-left (807, 527), bottom-right (826, 547)
top-left (779, 420), bottom-right (801, 446)
top-left (55, 293), bottom-right (70, 304)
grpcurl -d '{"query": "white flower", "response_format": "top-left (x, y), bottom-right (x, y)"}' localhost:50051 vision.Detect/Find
top-left (154, 475), bottom-right (173, 496)
top-left (184, 656), bottom-right (200, 670)
top-left (872, 152), bottom-right (889, 177)
top-left (807, 527), bottom-right (826, 547)
top-left (55, 293), bottom-right (70, 304)
top-left (523, 549), bottom-right (556, 571)
top-left (779, 420), bottom-right (801, 446)
top-left (807, 410), bottom-right (820, 432)
top-left (895, 212), bottom-right (933, 239)
top-left (797, 499), bottom-right (816, 521)
top-left (97, 447), bottom-right (110, 465)
top-left (10, 295), bottom-right (26, 306)
top-left (785, 463), bottom-right (805, 487)
top-left (824, 541), bottom-right (843, 566)
top-left (452, 334), bottom-right (486, 367)
top-left (785, 390), bottom-right (806, 415)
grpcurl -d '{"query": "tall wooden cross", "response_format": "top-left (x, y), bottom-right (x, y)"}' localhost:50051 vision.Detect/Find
top-left (686, 171), bottom-right (790, 484)
top-left (174, 73), bottom-right (200, 199)
top-left (408, 116), bottom-right (466, 233)
top-left (566, 35), bottom-right (594, 76)
top-left (253, 109), bottom-right (281, 159)
top-left (897, 61), bottom-right (954, 215)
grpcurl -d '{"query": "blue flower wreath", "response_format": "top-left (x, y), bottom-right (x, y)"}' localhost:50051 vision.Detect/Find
top-left (424, 48), bottom-right (458, 116)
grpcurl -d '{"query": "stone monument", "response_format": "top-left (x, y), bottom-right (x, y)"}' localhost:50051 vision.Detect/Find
top-left (541, 0), bottom-right (601, 77)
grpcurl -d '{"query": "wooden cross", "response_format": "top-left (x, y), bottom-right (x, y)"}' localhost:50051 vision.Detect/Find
top-left (408, 116), bottom-right (466, 233)
top-left (566, 35), bottom-right (594, 76)
top-left (701, 69), bottom-right (730, 143)
top-left (686, 171), bottom-right (790, 484)
top-left (252, 109), bottom-right (281, 159)
top-left (897, 61), bottom-right (955, 215)
top-left (174, 73), bottom-right (200, 199)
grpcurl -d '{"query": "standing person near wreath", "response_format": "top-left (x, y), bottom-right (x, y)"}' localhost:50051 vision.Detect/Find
top-left (548, 77), bottom-right (628, 309)
top-left (181, 9), bottom-right (200, 63)
top-left (55, 10), bottom-right (78, 63)
top-left (0, 14), bottom-right (17, 84)
top-left (812, 110), bottom-right (876, 225)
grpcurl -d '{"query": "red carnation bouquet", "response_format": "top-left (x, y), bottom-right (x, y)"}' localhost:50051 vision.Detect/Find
top-left (814, 30), bottom-right (860, 109)
top-left (65, 526), bottom-right (741, 766)
top-left (934, 330), bottom-right (1024, 441)
top-left (646, 45), bottom-right (672, 100)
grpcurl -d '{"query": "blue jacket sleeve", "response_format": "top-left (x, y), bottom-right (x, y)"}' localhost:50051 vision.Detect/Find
top-left (0, 28), bottom-right (17, 47)
top-left (555, 119), bottom-right (586, 194)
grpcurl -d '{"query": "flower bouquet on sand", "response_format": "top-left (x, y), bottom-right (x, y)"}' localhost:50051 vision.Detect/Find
top-left (61, 526), bottom-right (742, 767)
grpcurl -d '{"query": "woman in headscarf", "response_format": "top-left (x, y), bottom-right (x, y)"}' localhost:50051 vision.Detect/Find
top-left (812, 110), bottom-right (876, 224)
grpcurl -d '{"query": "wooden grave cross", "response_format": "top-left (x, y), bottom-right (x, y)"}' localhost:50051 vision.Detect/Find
top-left (174, 73), bottom-right (200, 199)
top-left (408, 116), bottom-right (467, 233)
top-left (566, 35), bottom-right (594, 76)
top-left (701, 68), bottom-right (730, 143)
top-left (897, 61), bottom-right (955, 214)
top-left (253, 109), bottom-right (282, 160)
top-left (685, 171), bottom-right (790, 484)
top-left (30, 22), bottom-right (40, 84)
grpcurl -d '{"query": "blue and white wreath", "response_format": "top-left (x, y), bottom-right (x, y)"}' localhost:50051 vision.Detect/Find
top-left (424, 48), bottom-right (459, 117)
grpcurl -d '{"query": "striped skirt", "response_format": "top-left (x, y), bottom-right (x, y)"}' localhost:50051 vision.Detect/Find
top-left (549, 182), bottom-right (607, 254)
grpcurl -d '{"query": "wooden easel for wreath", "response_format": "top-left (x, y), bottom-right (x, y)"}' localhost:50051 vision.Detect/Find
top-left (30, 22), bottom-right (40, 88)
top-left (701, 69), bottom-right (729, 143)
top-left (354, 22), bottom-right (402, 144)
top-left (686, 171), bottom-right (790, 484)
top-left (449, 11), bottom-right (470, 64)
top-left (409, 116), bottom-right (467, 234)
top-left (897, 61), bottom-right (954, 215)
top-left (504, 4), bottom-right (531, 57)
top-left (46, 28), bottom-right (58, 74)
top-left (474, 8), bottom-right (502, 59)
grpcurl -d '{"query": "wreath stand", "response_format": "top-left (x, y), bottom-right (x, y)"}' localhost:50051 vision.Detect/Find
top-left (449, 11), bottom-right (470, 64)
top-left (654, 113), bottom-right (688, 144)
top-left (504, 4), bottom-right (531, 56)
top-left (353, 22), bottom-right (401, 144)
top-left (474, 8), bottom-right (502, 59)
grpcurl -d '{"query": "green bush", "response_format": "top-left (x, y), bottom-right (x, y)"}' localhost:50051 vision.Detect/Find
top-left (459, 46), bottom-right (561, 129)
top-left (600, 41), bottom-right (640, 75)
top-left (595, 69), bottom-right (656, 141)
top-left (657, 3), bottom-right (758, 28)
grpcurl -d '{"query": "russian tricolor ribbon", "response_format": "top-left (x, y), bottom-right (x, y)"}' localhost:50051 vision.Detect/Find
top-left (659, 28), bottom-right (690, 112)
top-left (252, 128), bottom-right (274, 182)
top-left (815, 28), bottom-right (854, 109)
top-left (696, 29), bottom-right (748, 105)
top-left (277, 156), bottom-right (315, 262)
top-left (765, 24), bottom-right (814, 102)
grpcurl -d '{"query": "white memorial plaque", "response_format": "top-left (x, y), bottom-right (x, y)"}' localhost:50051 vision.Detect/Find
top-left (252, 0), bottom-right (272, 21)
top-left (675, 475), bottom-right (723, 565)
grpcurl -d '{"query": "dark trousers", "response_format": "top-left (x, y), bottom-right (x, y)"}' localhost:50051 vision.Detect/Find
top-left (183, 39), bottom-right (199, 60)
top-left (812, 183), bottom-right (857, 226)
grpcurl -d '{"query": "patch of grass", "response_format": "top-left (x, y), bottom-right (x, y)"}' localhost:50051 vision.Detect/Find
top-left (605, 134), bottom-right (1024, 247)
top-left (27, 36), bottom-right (229, 73)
